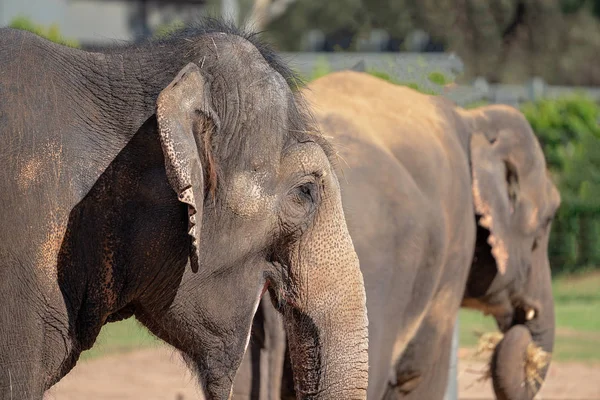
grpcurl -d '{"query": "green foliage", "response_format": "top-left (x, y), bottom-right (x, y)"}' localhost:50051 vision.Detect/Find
top-left (153, 20), bottom-right (186, 39)
top-left (9, 16), bottom-right (79, 48)
top-left (309, 56), bottom-right (333, 81)
top-left (398, 81), bottom-right (436, 95)
top-left (428, 71), bottom-right (448, 86)
top-left (521, 94), bottom-right (600, 273)
top-left (365, 69), bottom-right (401, 85)
top-left (561, 0), bottom-right (600, 18)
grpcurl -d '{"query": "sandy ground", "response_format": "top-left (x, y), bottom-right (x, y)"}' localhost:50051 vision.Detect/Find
top-left (44, 347), bottom-right (600, 400)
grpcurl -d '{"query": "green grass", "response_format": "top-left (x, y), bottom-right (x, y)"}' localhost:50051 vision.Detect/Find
top-left (80, 318), bottom-right (160, 361)
top-left (459, 272), bottom-right (600, 362)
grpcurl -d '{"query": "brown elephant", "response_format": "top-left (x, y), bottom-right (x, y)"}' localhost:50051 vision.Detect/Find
top-left (230, 70), bottom-right (560, 400)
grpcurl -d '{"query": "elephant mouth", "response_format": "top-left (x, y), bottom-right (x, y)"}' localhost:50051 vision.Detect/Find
top-left (502, 294), bottom-right (541, 330)
top-left (462, 295), bottom-right (538, 333)
top-left (264, 260), bottom-right (302, 313)
top-left (495, 303), bottom-right (538, 333)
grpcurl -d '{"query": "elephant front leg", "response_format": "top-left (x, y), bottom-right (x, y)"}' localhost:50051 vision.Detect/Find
top-left (384, 277), bottom-right (465, 400)
top-left (384, 314), bottom-right (457, 400)
top-left (384, 324), bottom-right (453, 400)
top-left (1, 295), bottom-right (74, 399)
top-left (0, 335), bottom-right (44, 400)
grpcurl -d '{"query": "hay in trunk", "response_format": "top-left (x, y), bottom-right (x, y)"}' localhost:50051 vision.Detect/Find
top-left (473, 330), bottom-right (550, 393)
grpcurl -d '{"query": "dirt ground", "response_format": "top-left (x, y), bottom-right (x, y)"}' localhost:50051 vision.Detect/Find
top-left (44, 347), bottom-right (600, 400)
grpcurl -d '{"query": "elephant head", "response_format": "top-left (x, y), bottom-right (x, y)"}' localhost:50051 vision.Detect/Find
top-left (139, 34), bottom-right (368, 400)
top-left (461, 105), bottom-right (560, 399)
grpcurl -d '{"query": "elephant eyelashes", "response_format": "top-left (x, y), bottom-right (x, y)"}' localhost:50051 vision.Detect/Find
top-left (532, 218), bottom-right (552, 251)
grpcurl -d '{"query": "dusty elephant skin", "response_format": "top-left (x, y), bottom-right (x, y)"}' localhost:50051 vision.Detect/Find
top-left (231, 71), bottom-right (560, 400)
top-left (0, 22), bottom-right (369, 400)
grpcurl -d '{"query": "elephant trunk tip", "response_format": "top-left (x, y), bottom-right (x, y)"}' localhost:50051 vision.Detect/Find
top-left (490, 325), bottom-right (551, 400)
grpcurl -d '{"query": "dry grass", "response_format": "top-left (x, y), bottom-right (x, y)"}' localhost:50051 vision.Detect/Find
top-left (473, 331), bottom-right (550, 393)
top-left (524, 342), bottom-right (551, 389)
top-left (473, 332), bottom-right (504, 381)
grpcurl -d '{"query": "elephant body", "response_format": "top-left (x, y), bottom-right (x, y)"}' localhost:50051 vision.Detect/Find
top-left (0, 24), bottom-right (369, 399)
top-left (312, 72), bottom-right (476, 399)
top-left (232, 71), bottom-right (560, 399)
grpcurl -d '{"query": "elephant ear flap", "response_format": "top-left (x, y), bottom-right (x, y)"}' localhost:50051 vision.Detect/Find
top-left (470, 133), bottom-right (515, 275)
top-left (156, 63), bottom-right (218, 273)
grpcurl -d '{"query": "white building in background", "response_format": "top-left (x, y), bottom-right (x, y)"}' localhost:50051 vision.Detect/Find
top-left (0, 0), bottom-right (207, 45)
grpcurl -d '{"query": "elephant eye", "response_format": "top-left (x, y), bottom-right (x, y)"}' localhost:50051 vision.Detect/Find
top-left (504, 161), bottom-right (519, 210)
top-left (532, 218), bottom-right (552, 251)
top-left (295, 182), bottom-right (317, 204)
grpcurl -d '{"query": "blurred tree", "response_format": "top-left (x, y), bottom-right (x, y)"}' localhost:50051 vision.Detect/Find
top-left (262, 0), bottom-right (600, 84)
top-left (246, 0), bottom-right (297, 30)
top-left (522, 94), bottom-right (600, 272)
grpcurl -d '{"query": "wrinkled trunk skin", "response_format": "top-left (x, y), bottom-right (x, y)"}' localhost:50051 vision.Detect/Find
top-left (491, 236), bottom-right (555, 400)
top-left (282, 171), bottom-right (369, 399)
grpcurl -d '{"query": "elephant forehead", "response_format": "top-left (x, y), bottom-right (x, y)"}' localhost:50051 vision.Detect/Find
top-left (282, 142), bottom-right (330, 176)
top-left (212, 69), bottom-right (290, 166)
top-left (207, 33), bottom-right (289, 109)
top-left (226, 171), bottom-right (275, 217)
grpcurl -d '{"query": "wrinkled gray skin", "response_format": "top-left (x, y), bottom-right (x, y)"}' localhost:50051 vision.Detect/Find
top-left (232, 71), bottom-right (560, 400)
top-left (0, 25), bottom-right (368, 400)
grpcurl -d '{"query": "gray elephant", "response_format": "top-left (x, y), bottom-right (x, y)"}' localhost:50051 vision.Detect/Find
top-left (0, 22), bottom-right (369, 399)
top-left (231, 71), bottom-right (560, 400)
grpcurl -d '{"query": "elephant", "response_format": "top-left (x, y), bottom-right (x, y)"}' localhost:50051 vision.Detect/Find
top-left (231, 71), bottom-right (560, 400)
top-left (0, 22), bottom-right (369, 400)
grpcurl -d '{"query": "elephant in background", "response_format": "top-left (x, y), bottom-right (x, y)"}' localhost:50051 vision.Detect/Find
top-left (0, 22), bottom-right (369, 399)
top-left (231, 71), bottom-right (560, 400)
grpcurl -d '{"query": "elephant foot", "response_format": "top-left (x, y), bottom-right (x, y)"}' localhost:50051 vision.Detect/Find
top-left (397, 374), bottom-right (423, 394)
top-left (383, 370), bottom-right (423, 399)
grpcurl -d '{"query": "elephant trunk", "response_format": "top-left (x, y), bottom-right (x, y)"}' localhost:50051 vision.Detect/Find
top-left (491, 321), bottom-right (553, 400)
top-left (281, 172), bottom-right (369, 399)
top-left (491, 241), bottom-right (555, 400)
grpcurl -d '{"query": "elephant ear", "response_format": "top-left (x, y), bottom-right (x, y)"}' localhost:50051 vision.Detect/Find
top-left (470, 129), bottom-right (530, 275)
top-left (156, 62), bottom-right (218, 273)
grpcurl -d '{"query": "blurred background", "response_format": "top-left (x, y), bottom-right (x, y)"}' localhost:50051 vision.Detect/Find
top-left (3, 1), bottom-right (599, 399)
